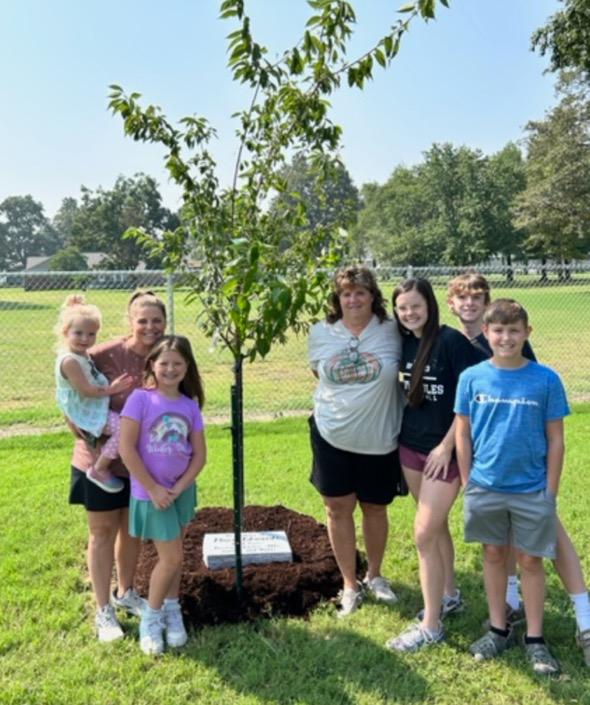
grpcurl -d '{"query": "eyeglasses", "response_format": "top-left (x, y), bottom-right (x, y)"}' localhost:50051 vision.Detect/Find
top-left (348, 336), bottom-right (360, 363)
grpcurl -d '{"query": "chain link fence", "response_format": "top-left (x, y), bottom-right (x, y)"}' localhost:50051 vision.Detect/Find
top-left (2, 264), bottom-right (589, 429)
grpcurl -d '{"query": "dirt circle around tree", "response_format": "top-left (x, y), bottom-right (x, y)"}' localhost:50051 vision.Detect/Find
top-left (135, 505), bottom-right (363, 625)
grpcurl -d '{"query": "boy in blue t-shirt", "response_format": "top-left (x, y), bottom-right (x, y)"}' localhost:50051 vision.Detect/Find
top-left (455, 299), bottom-right (570, 676)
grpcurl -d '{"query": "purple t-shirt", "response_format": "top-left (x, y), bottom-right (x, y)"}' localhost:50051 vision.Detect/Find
top-left (121, 388), bottom-right (204, 500)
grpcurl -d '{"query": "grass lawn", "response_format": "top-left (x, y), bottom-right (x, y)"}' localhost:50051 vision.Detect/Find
top-left (2, 279), bottom-right (590, 428)
top-left (1, 412), bottom-right (590, 705)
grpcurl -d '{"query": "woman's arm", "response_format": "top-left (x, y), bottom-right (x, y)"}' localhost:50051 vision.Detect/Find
top-left (119, 416), bottom-right (173, 509)
top-left (61, 357), bottom-right (132, 398)
top-left (170, 429), bottom-right (207, 497)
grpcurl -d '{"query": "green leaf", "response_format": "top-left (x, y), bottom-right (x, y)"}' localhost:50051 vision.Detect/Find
top-left (398, 3), bottom-right (416, 12)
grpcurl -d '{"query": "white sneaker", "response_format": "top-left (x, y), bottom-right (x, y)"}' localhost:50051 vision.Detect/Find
top-left (139, 608), bottom-right (165, 656)
top-left (95, 604), bottom-right (124, 642)
top-left (337, 582), bottom-right (364, 618)
top-left (164, 600), bottom-right (188, 648)
top-left (364, 576), bottom-right (398, 605)
top-left (112, 587), bottom-right (146, 617)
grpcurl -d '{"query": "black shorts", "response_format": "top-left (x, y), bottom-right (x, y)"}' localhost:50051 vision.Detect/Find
top-left (69, 466), bottom-right (131, 512)
top-left (308, 416), bottom-right (406, 504)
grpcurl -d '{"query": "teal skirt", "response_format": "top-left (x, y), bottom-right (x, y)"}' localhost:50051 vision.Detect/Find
top-left (129, 484), bottom-right (197, 542)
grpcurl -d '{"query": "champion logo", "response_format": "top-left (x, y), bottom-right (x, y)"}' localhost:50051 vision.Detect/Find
top-left (474, 393), bottom-right (539, 407)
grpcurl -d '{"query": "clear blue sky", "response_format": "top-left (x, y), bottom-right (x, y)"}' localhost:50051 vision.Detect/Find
top-left (0, 0), bottom-right (560, 218)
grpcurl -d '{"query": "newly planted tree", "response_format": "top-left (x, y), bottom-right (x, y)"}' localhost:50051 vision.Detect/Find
top-left (109, 0), bottom-right (448, 596)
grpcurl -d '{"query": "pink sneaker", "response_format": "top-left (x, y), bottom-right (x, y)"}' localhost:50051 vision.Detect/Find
top-left (87, 466), bottom-right (124, 493)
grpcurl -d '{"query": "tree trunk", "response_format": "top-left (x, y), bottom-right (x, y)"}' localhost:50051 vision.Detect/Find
top-left (231, 356), bottom-right (245, 599)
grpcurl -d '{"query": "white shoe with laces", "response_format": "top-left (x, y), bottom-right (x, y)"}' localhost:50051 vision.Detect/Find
top-left (139, 607), bottom-right (165, 656)
top-left (363, 576), bottom-right (398, 605)
top-left (95, 604), bottom-right (124, 642)
top-left (164, 600), bottom-right (188, 648)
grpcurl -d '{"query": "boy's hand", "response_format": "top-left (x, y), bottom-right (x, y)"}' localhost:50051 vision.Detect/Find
top-left (424, 443), bottom-right (452, 480)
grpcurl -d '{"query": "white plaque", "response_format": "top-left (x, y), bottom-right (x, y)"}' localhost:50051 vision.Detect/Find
top-left (202, 530), bottom-right (293, 569)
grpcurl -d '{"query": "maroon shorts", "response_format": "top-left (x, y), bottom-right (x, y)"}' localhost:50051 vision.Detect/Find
top-left (399, 444), bottom-right (460, 484)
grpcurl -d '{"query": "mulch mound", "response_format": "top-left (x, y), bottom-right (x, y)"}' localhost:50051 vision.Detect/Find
top-left (135, 504), bottom-right (365, 625)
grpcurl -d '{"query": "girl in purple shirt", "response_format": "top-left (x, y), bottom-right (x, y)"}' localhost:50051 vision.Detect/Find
top-left (120, 335), bottom-right (206, 656)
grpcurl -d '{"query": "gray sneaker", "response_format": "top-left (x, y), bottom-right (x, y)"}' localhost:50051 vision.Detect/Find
top-left (385, 621), bottom-right (444, 653)
top-left (337, 582), bottom-right (364, 618)
top-left (95, 604), bottom-right (124, 643)
top-left (363, 576), bottom-right (398, 605)
top-left (524, 639), bottom-right (560, 676)
top-left (417, 589), bottom-right (464, 621)
top-left (576, 628), bottom-right (590, 668)
top-left (469, 628), bottom-right (515, 661)
top-left (164, 601), bottom-right (188, 648)
top-left (112, 588), bottom-right (146, 617)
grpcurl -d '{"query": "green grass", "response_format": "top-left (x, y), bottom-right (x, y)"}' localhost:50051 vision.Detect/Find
top-left (2, 279), bottom-right (590, 428)
top-left (1, 413), bottom-right (590, 705)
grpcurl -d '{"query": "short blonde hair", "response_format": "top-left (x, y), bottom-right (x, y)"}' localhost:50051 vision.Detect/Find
top-left (54, 294), bottom-right (102, 348)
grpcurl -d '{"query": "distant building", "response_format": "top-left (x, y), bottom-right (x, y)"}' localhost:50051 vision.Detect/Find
top-left (25, 252), bottom-right (108, 271)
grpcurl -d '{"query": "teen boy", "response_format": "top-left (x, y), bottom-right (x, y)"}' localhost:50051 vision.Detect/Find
top-left (455, 299), bottom-right (569, 675)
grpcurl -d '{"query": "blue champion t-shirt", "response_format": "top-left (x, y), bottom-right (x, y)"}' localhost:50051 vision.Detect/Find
top-left (454, 360), bottom-right (570, 493)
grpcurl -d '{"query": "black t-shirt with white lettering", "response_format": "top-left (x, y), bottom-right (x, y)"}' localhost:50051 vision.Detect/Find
top-left (399, 325), bottom-right (485, 454)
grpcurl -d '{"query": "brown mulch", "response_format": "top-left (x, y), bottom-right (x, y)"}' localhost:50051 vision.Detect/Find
top-left (135, 504), bottom-right (365, 626)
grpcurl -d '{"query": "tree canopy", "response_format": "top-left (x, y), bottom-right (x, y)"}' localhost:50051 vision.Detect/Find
top-left (532, 0), bottom-right (590, 79)
top-left (59, 174), bottom-right (179, 270)
top-left (515, 74), bottom-right (590, 261)
top-left (0, 195), bottom-right (59, 271)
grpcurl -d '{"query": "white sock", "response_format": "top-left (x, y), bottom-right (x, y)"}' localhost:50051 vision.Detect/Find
top-left (570, 592), bottom-right (590, 632)
top-left (164, 598), bottom-right (179, 608)
top-left (505, 575), bottom-right (521, 610)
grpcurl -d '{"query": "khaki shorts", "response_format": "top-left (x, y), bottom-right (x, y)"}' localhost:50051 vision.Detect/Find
top-left (464, 483), bottom-right (557, 558)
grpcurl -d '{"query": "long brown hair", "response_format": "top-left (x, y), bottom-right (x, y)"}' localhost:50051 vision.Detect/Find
top-left (393, 278), bottom-right (440, 408)
top-left (326, 265), bottom-right (387, 323)
top-left (143, 335), bottom-right (205, 408)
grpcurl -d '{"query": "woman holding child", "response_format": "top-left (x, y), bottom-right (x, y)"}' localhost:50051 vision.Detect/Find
top-left (67, 290), bottom-right (167, 641)
top-left (308, 266), bottom-right (405, 617)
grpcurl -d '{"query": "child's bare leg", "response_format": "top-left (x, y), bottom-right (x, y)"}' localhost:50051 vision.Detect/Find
top-left (93, 411), bottom-right (121, 474)
top-left (148, 538), bottom-right (184, 610)
top-left (518, 551), bottom-right (545, 637)
top-left (553, 517), bottom-right (586, 593)
top-left (483, 544), bottom-right (509, 629)
top-left (414, 477), bottom-right (460, 632)
top-left (165, 527), bottom-right (188, 600)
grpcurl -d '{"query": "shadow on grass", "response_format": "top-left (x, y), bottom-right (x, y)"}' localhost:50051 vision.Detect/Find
top-left (186, 618), bottom-right (429, 704)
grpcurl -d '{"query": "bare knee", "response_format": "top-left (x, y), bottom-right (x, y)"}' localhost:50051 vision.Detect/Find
top-left (324, 495), bottom-right (357, 523)
top-left (359, 502), bottom-right (387, 521)
top-left (414, 519), bottom-right (441, 553)
top-left (483, 544), bottom-right (509, 565)
top-left (88, 523), bottom-right (118, 551)
top-left (517, 552), bottom-right (543, 574)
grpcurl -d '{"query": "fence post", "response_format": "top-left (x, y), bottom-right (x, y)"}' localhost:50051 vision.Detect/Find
top-left (166, 272), bottom-right (175, 335)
